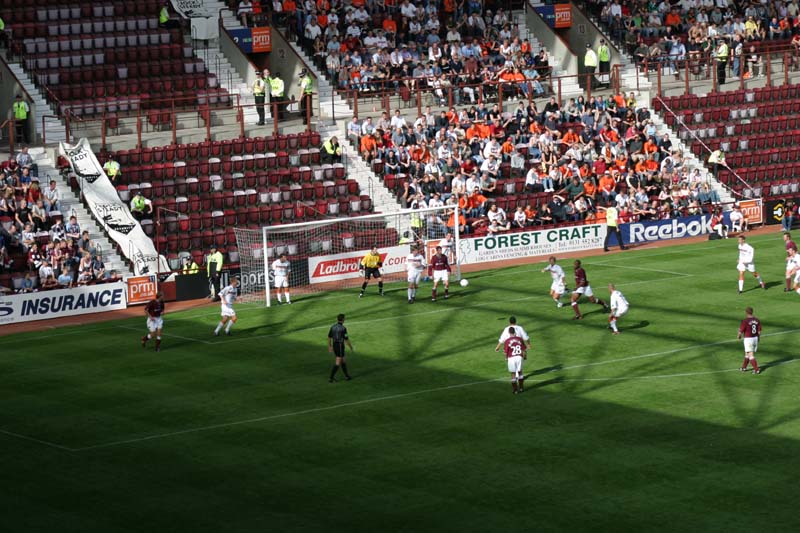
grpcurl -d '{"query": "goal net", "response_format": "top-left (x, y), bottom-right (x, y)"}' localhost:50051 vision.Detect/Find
top-left (233, 205), bottom-right (462, 306)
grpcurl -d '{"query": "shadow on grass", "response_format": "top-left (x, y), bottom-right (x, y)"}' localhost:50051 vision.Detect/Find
top-left (527, 364), bottom-right (564, 377)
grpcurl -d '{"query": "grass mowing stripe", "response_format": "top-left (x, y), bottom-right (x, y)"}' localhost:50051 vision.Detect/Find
top-left (64, 331), bottom-right (800, 451)
top-left (116, 325), bottom-right (214, 345)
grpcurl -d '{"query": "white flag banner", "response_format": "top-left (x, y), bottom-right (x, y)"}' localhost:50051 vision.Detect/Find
top-left (170, 0), bottom-right (219, 39)
top-left (59, 139), bottom-right (170, 276)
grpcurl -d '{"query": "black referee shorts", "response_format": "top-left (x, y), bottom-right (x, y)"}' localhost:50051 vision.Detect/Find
top-left (332, 343), bottom-right (346, 358)
top-left (364, 267), bottom-right (381, 280)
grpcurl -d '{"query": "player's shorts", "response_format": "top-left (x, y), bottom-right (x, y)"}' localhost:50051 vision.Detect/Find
top-left (573, 285), bottom-right (594, 297)
top-left (146, 317), bottom-right (164, 332)
top-left (433, 270), bottom-right (449, 283)
top-left (364, 267), bottom-right (381, 279)
top-left (507, 355), bottom-right (524, 373)
top-left (550, 281), bottom-right (565, 294)
top-left (274, 275), bottom-right (288, 288)
top-left (407, 271), bottom-right (423, 285)
top-left (612, 306), bottom-right (629, 318)
top-left (737, 262), bottom-right (756, 273)
top-left (333, 342), bottom-right (346, 358)
top-left (221, 304), bottom-right (236, 318)
top-left (743, 337), bottom-right (759, 353)
top-left (794, 271), bottom-right (800, 284)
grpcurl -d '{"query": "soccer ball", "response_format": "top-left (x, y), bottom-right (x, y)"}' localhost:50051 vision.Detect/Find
top-left (460, 279), bottom-right (469, 287)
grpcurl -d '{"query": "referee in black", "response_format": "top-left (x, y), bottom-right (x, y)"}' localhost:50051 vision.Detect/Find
top-left (328, 313), bottom-right (354, 382)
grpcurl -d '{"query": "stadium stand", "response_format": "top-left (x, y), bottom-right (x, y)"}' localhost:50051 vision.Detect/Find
top-left (3, 1), bottom-right (230, 126)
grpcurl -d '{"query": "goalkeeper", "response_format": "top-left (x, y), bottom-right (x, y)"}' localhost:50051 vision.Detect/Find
top-left (359, 246), bottom-right (384, 298)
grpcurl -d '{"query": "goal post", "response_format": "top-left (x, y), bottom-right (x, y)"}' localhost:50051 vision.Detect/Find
top-left (233, 205), bottom-right (462, 306)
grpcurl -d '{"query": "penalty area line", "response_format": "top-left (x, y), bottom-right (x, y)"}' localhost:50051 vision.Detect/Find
top-left (0, 428), bottom-right (75, 452)
top-left (116, 325), bottom-right (214, 345)
top-left (67, 338), bottom-right (800, 451)
top-left (70, 377), bottom-right (505, 451)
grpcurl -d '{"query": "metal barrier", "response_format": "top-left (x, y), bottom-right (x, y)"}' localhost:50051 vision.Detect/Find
top-left (653, 95), bottom-right (754, 199)
top-left (637, 44), bottom-right (800, 98)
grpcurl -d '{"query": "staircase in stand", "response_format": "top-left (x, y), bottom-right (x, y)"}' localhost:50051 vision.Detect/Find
top-left (32, 147), bottom-right (129, 274)
top-left (3, 53), bottom-right (67, 145)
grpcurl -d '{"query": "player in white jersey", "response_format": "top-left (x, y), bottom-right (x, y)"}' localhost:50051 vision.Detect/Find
top-left (541, 256), bottom-right (566, 307)
top-left (439, 233), bottom-right (455, 264)
top-left (406, 246), bottom-right (427, 303)
top-left (271, 252), bottom-right (292, 304)
top-left (607, 283), bottom-right (629, 335)
top-left (736, 235), bottom-right (765, 294)
top-left (214, 277), bottom-right (239, 336)
top-left (496, 316), bottom-right (532, 350)
top-left (787, 249), bottom-right (800, 294)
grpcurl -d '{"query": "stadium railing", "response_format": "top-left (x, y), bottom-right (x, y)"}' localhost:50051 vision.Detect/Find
top-left (637, 44), bottom-right (800, 97)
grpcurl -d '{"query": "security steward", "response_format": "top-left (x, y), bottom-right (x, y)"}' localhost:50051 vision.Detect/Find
top-left (103, 156), bottom-right (121, 182)
top-left (207, 245), bottom-right (224, 300)
top-left (253, 69), bottom-right (267, 125)
top-left (602, 204), bottom-right (627, 252)
top-left (583, 43), bottom-right (598, 89)
top-left (598, 39), bottom-right (611, 85)
top-left (715, 38), bottom-right (729, 85)
top-left (12, 94), bottom-right (29, 143)
top-left (327, 313), bottom-right (354, 383)
top-left (182, 256), bottom-right (199, 275)
top-left (321, 136), bottom-right (342, 164)
top-left (267, 69), bottom-right (285, 121)
top-left (299, 68), bottom-right (313, 125)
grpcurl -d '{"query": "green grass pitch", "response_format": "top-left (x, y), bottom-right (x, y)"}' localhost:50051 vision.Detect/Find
top-left (2, 231), bottom-right (800, 532)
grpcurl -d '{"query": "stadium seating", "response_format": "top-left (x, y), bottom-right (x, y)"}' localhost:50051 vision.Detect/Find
top-left (3, 1), bottom-right (230, 119)
top-left (90, 132), bottom-right (376, 270)
top-left (655, 85), bottom-right (800, 199)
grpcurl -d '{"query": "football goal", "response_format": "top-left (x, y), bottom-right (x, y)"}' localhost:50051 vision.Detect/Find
top-left (234, 205), bottom-right (463, 306)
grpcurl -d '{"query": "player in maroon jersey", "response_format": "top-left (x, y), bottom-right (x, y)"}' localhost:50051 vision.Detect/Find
top-left (428, 245), bottom-right (452, 301)
top-left (784, 232), bottom-right (798, 292)
top-left (570, 259), bottom-right (608, 319)
top-left (737, 306), bottom-right (762, 374)
top-left (495, 326), bottom-right (527, 394)
top-left (141, 291), bottom-right (165, 352)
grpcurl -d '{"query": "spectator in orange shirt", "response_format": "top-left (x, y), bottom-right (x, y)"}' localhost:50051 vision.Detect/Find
top-left (360, 133), bottom-right (378, 162)
top-left (465, 189), bottom-right (488, 218)
top-left (598, 172), bottom-right (617, 205)
top-left (561, 128), bottom-right (580, 148)
top-left (664, 10), bottom-right (682, 32)
top-left (501, 137), bottom-right (515, 161)
top-left (583, 177), bottom-right (597, 205)
top-left (382, 18), bottom-right (397, 34)
top-left (643, 136), bottom-right (658, 159)
top-left (447, 210), bottom-right (467, 234)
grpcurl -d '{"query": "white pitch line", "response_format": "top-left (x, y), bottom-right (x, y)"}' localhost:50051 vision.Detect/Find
top-left (554, 327), bottom-right (800, 372)
top-left (207, 273), bottom-right (688, 345)
top-left (0, 324), bottom-right (120, 345)
top-left (585, 262), bottom-right (688, 276)
top-left (116, 325), bottom-right (213, 345)
top-left (532, 361), bottom-right (798, 382)
top-left (0, 428), bottom-right (74, 452)
top-left (67, 336), bottom-right (800, 451)
top-left (70, 378), bottom-right (504, 451)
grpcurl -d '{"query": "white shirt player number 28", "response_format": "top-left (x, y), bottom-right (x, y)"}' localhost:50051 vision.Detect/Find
top-left (271, 258), bottom-right (290, 288)
top-left (407, 253), bottom-right (426, 284)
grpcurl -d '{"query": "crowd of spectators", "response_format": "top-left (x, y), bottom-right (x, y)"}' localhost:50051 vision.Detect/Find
top-left (0, 149), bottom-right (118, 293)
top-left (265, 0), bottom-right (553, 101)
top-left (345, 88), bottom-right (728, 236)
top-left (585, 0), bottom-right (800, 77)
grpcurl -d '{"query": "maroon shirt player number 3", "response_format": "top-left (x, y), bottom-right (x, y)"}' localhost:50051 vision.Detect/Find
top-left (737, 306), bottom-right (762, 374)
top-left (428, 245), bottom-right (451, 301)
